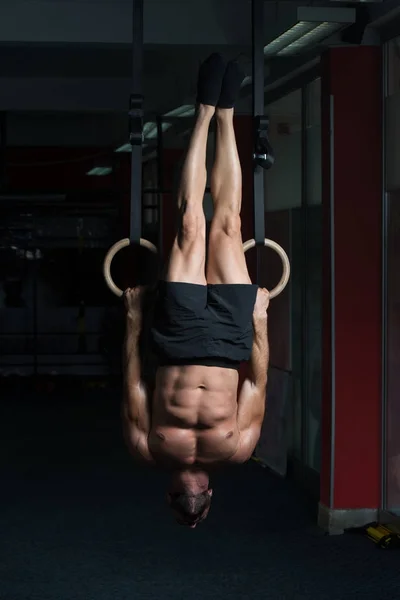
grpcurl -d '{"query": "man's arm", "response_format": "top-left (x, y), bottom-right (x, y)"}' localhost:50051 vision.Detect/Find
top-left (246, 313), bottom-right (269, 396)
top-left (231, 292), bottom-right (269, 463)
top-left (121, 289), bottom-right (155, 465)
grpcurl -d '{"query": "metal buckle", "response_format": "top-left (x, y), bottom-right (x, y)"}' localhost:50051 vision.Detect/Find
top-left (254, 115), bottom-right (275, 170)
top-left (129, 94), bottom-right (144, 146)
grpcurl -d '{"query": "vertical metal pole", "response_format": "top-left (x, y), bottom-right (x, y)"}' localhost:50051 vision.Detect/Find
top-left (129, 0), bottom-right (144, 244)
top-left (156, 116), bottom-right (165, 192)
top-left (252, 0), bottom-right (266, 281)
top-left (381, 43), bottom-right (388, 512)
top-left (329, 93), bottom-right (336, 509)
top-left (0, 112), bottom-right (7, 191)
top-left (300, 85), bottom-right (309, 467)
top-left (32, 218), bottom-right (38, 379)
top-left (157, 116), bottom-right (164, 261)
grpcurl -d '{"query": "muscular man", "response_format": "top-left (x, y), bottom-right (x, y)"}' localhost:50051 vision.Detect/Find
top-left (122, 54), bottom-right (270, 528)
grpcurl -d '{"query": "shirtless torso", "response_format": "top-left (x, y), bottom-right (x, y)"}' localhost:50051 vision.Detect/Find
top-left (121, 287), bottom-right (270, 470)
top-left (148, 365), bottom-right (241, 467)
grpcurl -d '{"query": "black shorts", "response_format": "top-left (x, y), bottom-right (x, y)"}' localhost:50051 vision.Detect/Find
top-left (150, 281), bottom-right (258, 370)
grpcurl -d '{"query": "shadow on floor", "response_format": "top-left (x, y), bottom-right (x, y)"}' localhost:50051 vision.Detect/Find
top-left (1, 386), bottom-right (400, 600)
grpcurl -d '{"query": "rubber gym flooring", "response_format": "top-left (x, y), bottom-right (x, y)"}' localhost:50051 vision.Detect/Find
top-left (1, 385), bottom-right (400, 600)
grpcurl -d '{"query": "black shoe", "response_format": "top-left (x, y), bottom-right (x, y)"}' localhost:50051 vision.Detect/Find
top-left (217, 60), bottom-right (245, 109)
top-left (196, 53), bottom-right (226, 107)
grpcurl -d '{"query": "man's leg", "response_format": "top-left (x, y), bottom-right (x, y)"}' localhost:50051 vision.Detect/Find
top-left (164, 53), bottom-right (226, 285)
top-left (207, 63), bottom-right (250, 284)
top-left (164, 105), bottom-right (213, 285)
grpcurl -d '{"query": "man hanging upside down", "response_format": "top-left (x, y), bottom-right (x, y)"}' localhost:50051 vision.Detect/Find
top-left (122, 54), bottom-right (270, 528)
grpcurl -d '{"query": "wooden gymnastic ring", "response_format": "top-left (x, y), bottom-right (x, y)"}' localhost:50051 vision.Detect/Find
top-left (243, 238), bottom-right (290, 299)
top-left (103, 237), bottom-right (158, 297)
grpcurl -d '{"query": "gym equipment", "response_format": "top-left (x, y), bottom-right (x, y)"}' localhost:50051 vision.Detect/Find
top-left (254, 116), bottom-right (274, 171)
top-left (104, 238), bottom-right (157, 297)
top-left (242, 0), bottom-right (290, 299)
top-left (243, 239), bottom-right (290, 299)
top-left (365, 524), bottom-right (400, 549)
top-left (103, 0), bottom-right (157, 298)
top-left (104, 0), bottom-right (288, 300)
top-left (349, 523), bottom-right (400, 549)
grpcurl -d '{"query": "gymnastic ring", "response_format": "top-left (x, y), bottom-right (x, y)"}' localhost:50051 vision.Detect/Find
top-left (103, 237), bottom-right (158, 297)
top-left (243, 238), bottom-right (290, 299)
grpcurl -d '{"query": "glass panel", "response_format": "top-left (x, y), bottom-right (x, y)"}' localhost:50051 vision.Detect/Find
top-left (265, 89), bottom-right (302, 211)
top-left (264, 80), bottom-right (322, 472)
top-left (265, 89), bottom-right (302, 460)
top-left (290, 207), bottom-right (304, 461)
top-left (305, 78), bottom-right (322, 472)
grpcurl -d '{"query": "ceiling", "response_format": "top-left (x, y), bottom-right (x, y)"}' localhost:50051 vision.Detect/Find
top-left (0, 0), bottom-right (396, 155)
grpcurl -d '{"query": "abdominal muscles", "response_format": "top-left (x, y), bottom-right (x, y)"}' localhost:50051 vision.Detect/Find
top-left (149, 366), bottom-right (240, 465)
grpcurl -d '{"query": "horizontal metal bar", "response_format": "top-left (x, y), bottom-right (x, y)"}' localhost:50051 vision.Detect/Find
top-left (0, 362), bottom-right (105, 366)
top-left (0, 354), bottom-right (106, 361)
top-left (269, 364), bottom-right (293, 375)
top-left (0, 234), bottom-right (114, 241)
top-left (1, 332), bottom-right (102, 336)
top-left (1, 353), bottom-right (106, 357)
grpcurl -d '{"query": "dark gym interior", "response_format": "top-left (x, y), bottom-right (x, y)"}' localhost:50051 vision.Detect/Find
top-left (2, 0), bottom-right (400, 598)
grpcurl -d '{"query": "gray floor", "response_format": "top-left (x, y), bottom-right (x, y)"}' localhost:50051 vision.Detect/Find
top-left (1, 386), bottom-right (400, 600)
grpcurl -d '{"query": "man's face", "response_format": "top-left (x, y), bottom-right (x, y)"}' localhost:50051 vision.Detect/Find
top-left (166, 490), bottom-right (213, 528)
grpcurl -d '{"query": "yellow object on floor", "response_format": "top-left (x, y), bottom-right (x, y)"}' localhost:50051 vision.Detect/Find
top-left (365, 524), bottom-right (400, 549)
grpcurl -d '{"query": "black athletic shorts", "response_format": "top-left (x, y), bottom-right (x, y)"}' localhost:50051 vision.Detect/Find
top-left (150, 281), bottom-right (258, 370)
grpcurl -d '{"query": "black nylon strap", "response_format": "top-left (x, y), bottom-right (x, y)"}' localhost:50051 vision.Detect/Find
top-left (129, 0), bottom-right (144, 244)
top-left (252, 0), bottom-right (266, 246)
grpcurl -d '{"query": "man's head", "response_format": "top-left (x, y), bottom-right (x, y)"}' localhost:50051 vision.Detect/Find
top-left (167, 489), bottom-right (213, 528)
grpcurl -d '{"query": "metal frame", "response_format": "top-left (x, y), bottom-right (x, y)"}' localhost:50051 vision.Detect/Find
top-left (329, 94), bottom-right (336, 507)
top-left (381, 38), bottom-right (389, 514)
top-left (156, 116), bottom-right (164, 261)
top-left (0, 196), bottom-right (119, 375)
top-left (0, 112), bottom-right (6, 191)
top-left (300, 84), bottom-right (309, 468)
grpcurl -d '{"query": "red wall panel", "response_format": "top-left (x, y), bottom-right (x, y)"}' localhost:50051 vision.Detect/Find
top-left (321, 47), bottom-right (382, 509)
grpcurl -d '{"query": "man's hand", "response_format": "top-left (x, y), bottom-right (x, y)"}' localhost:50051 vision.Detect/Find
top-left (124, 286), bottom-right (145, 324)
top-left (253, 287), bottom-right (270, 320)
